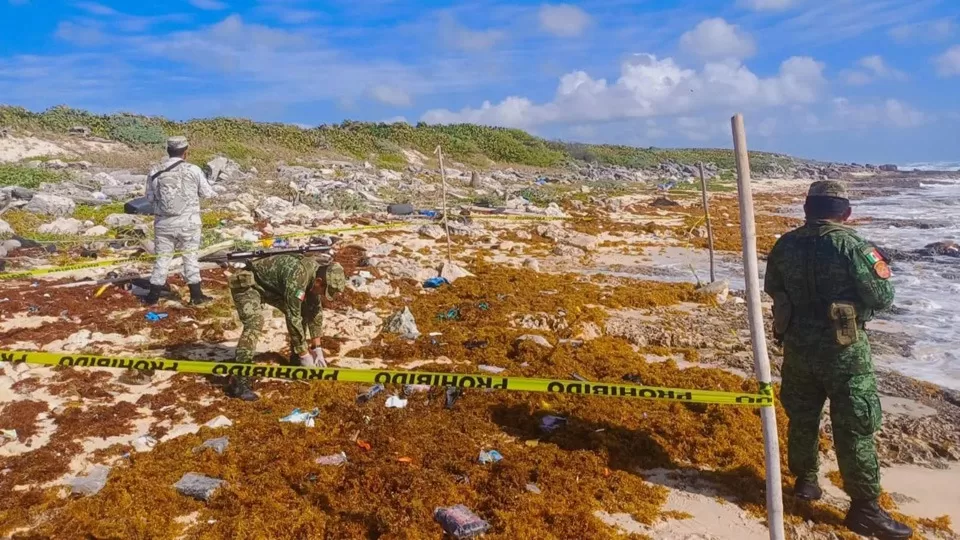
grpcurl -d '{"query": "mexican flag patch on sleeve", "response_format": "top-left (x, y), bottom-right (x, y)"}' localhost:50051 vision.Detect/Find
top-left (295, 289), bottom-right (306, 301)
top-left (865, 248), bottom-right (883, 265)
top-left (863, 246), bottom-right (891, 279)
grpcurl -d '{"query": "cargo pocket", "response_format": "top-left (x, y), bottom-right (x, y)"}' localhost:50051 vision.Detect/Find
top-left (849, 390), bottom-right (882, 436)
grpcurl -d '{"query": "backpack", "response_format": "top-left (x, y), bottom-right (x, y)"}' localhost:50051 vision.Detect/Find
top-left (150, 160), bottom-right (187, 217)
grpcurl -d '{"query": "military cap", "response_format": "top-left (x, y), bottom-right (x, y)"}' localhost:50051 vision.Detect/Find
top-left (166, 136), bottom-right (189, 152)
top-left (807, 180), bottom-right (848, 200)
top-left (324, 263), bottom-right (346, 300)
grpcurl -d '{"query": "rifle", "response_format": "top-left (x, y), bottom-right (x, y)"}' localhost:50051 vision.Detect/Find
top-left (199, 244), bottom-right (333, 264)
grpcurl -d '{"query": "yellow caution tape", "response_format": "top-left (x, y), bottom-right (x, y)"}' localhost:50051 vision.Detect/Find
top-left (0, 350), bottom-right (774, 407)
top-left (468, 215), bottom-right (580, 222)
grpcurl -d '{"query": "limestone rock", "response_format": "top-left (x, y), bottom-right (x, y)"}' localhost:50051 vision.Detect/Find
top-left (696, 280), bottom-right (730, 304)
top-left (84, 225), bottom-right (109, 237)
top-left (207, 156), bottom-right (243, 183)
top-left (174, 473), bottom-right (226, 502)
top-left (38, 218), bottom-right (83, 236)
top-left (105, 214), bottom-right (140, 228)
top-left (563, 233), bottom-right (599, 251)
top-left (523, 258), bottom-right (540, 272)
top-left (254, 196), bottom-right (293, 222)
top-left (440, 262), bottom-right (473, 283)
top-left (515, 334), bottom-right (553, 348)
top-left (552, 245), bottom-right (585, 257)
top-left (418, 224), bottom-right (445, 240)
top-left (68, 465), bottom-right (111, 496)
top-left (25, 193), bottom-right (75, 217)
top-left (0, 219), bottom-right (12, 237)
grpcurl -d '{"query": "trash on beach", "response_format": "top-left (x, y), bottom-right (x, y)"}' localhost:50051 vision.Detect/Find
top-left (356, 439), bottom-right (372, 451)
top-left (434, 505), bottom-right (491, 539)
top-left (203, 415), bottom-right (233, 429)
top-left (478, 450), bottom-right (503, 464)
top-left (385, 395), bottom-right (408, 409)
top-left (525, 483), bottom-right (542, 494)
top-left (539, 416), bottom-right (567, 433)
top-left (397, 457), bottom-right (413, 463)
top-left (571, 373), bottom-right (588, 382)
top-left (94, 284), bottom-right (111, 298)
top-left (478, 364), bottom-right (504, 374)
top-left (316, 452), bottom-right (348, 466)
top-left (423, 277), bottom-right (449, 289)
top-left (197, 437), bottom-right (229, 455)
top-left (145, 311), bottom-right (168, 322)
top-left (477, 302), bottom-right (490, 311)
top-left (174, 473), bottom-right (226, 502)
top-left (356, 383), bottom-right (385, 404)
top-left (1, 429), bottom-right (17, 442)
top-left (68, 465), bottom-right (111, 496)
top-left (279, 408), bottom-right (319, 427)
top-left (403, 384), bottom-right (431, 396)
top-left (437, 307), bottom-right (460, 321)
top-left (445, 387), bottom-right (462, 409)
top-left (419, 209), bottom-right (439, 218)
top-left (132, 435), bottom-right (158, 453)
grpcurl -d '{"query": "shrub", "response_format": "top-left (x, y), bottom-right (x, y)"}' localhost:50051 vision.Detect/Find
top-left (0, 165), bottom-right (65, 189)
top-left (107, 115), bottom-right (167, 146)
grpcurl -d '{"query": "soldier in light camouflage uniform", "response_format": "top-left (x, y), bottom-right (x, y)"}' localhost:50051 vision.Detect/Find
top-left (144, 136), bottom-right (215, 306)
top-left (226, 254), bottom-right (346, 401)
top-left (765, 180), bottom-right (911, 539)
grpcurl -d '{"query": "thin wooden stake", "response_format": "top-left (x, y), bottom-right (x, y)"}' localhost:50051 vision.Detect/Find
top-left (698, 162), bottom-right (716, 283)
top-left (434, 145), bottom-right (453, 263)
top-left (732, 113), bottom-right (785, 540)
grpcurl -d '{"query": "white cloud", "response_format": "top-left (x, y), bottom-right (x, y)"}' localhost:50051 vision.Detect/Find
top-left (679, 18), bottom-right (756, 60)
top-left (76, 2), bottom-right (117, 16)
top-left (55, 21), bottom-right (108, 46)
top-left (538, 4), bottom-right (592, 38)
top-left (840, 55), bottom-right (907, 85)
top-left (934, 45), bottom-right (960, 77)
top-left (189, 0), bottom-right (227, 10)
top-left (889, 18), bottom-right (955, 44)
top-left (422, 53), bottom-right (825, 128)
top-left (439, 13), bottom-right (506, 52)
top-left (369, 85), bottom-right (412, 107)
top-left (737, 0), bottom-right (795, 12)
top-left (832, 97), bottom-right (926, 128)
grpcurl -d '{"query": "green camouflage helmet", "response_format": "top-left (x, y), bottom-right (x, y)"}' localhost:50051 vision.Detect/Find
top-left (807, 180), bottom-right (848, 200)
top-left (324, 263), bottom-right (346, 300)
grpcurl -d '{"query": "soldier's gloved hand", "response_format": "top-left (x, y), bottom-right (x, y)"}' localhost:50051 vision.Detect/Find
top-left (311, 347), bottom-right (327, 368)
top-left (298, 352), bottom-right (319, 368)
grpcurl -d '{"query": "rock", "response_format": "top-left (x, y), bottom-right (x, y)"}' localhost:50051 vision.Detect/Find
top-left (93, 172), bottom-right (120, 188)
top-left (536, 223), bottom-right (566, 241)
top-left (418, 224), bottom-right (445, 240)
top-left (174, 473), bottom-right (226, 502)
top-left (439, 262), bottom-right (473, 283)
top-left (470, 171), bottom-right (480, 188)
top-left (25, 193), bottom-right (75, 217)
top-left (448, 222), bottom-right (482, 238)
top-left (523, 258), bottom-right (540, 272)
top-left (204, 415), bottom-right (233, 429)
top-left (237, 193), bottom-right (258, 208)
top-left (207, 156), bottom-right (243, 183)
top-left (254, 196), bottom-right (293, 222)
top-left (516, 334), bottom-right (552, 348)
top-left (69, 161), bottom-right (91, 170)
top-left (552, 245), bottom-right (585, 257)
top-left (38, 218), bottom-right (83, 236)
top-left (0, 219), bottom-right (12, 237)
top-left (68, 465), bottom-right (111, 496)
top-left (879, 164), bottom-right (899, 172)
top-left (198, 437), bottom-right (229, 455)
top-left (10, 187), bottom-right (34, 200)
top-left (2, 239), bottom-right (20, 251)
top-left (84, 225), bottom-right (109, 237)
top-left (515, 231), bottom-right (532, 240)
top-left (103, 213), bottom-right (139, 229)
top-left (922, 241), bottom-right (960, 257)
top-left (544, 203), bottom-right (567, 218)
top-left (378, 169), bottom-right (402, 182)
top-left (696, 280), bottom-right (730, 304)
top-left (651, 196), bottom-right (680, 208)
top-left (42, 159), bottom-right (69, 170)
top-left (384, 307), bottom-right (420, 339)
top-left (69, 125), bottom-right (91, 137)
top-left (563, 233), bottom-right (599, 251)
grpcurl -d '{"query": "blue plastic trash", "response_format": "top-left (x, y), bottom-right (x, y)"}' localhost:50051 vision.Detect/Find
top-left (478, 450), bottom-right (503, 464)
top-left (145, 311), bottom-right (168, 322)
top-left (539, 415), bottom-right (567, 433)
top-left (419, 210), bottom-right (439, 218)
top-left (423, 277), bottom-right (449, 289)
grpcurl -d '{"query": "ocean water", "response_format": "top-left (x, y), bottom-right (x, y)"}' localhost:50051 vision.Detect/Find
top-left (855, 175), bottom-right (960, 390)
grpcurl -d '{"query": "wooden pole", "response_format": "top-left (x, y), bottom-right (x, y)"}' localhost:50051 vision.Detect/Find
top-left (698, 162), bottom-right (716, 283)
top-left (434, 145), bottom-right (453, 263)
top-left (731, 113), bottom-right (785, 540)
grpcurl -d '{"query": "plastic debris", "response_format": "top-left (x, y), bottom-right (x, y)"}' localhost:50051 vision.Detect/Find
top-left (434, 505), bottom-right (491, 538)
top-left (279, 408), bottom-right (319, 427)
top-left (571, 373), bottom-right (588, 382)
top-left (174, 473), bottom-right (226, 502)
top-left (437, 307), bottom-right (460, 321)
top-left (1, 429), bottom-right (17, 442)
top-left (397, 457), bottom-right (413, 463)
top-left (132, 435), bottom-right (158, 453)
top-left (418, 209), bottom-right (439, 218)
top-left (198, 437), bottom-right (229, 455)
top-left (68, 465), bottom-right (111, 496)
top-left (525, 483), bottom-right (542, 494)
top-left (445, 387), bottom-right (462, 409)
top-left (316, 452), bottom-right (348, 466)
top-left (356, 383), bottom-right (385, 404)
top-left (384, 307), bottom-right (420, 339)
top-left (94, 284), bottom-right (111, 298)
top-left (539, 416), bottom-right (567, 433)
top-left (145, 311), bottom-right (168, 322)
top-left (477, 302), bottom-right (490, 310)
top-left (356, 439), bottom-right (372, 451)
top-left (203, 415), bottom-right (233, 429)
top-left (403, 384), bottom-right (431, 396)
top-left (423, 277), bottom-right (449, 289)
top-left (385, 395), bottom-right (409, 409)
top-left (478, 364), bottom-right (504, 374)
top-left (478, 450), bottom-right (503, 464)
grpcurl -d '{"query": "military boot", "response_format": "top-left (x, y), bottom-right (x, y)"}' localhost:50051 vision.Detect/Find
top-left (844, 499), bottom-right (913, 539)
top-left (793, 479), bottom-right (823, 501)
top-left (143, 284), bottom-right (163, 306)
top-left (226, 376), bottom-right (259, 402)
top-left (188, 283), bottom-right (212, 305)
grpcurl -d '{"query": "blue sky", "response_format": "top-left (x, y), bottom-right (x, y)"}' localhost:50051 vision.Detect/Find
top-left (1, 0), bottom-right (958, 163)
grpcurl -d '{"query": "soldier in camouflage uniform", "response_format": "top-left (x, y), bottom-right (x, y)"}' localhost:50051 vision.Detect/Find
top-left (144, 136), bottom-right (216, 306)
top-left (226, 254), bottom-right (346, 401)
top-left (765, 180), bottom-right (911, 539)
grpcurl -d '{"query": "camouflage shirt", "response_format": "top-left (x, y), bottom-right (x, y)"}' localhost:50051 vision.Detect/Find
top-left (248, 254), bottom-right (324, 355)
top-left (764, 220), bottom-right (894, 335)
top-left (145, 157), bottom-right (214, 219)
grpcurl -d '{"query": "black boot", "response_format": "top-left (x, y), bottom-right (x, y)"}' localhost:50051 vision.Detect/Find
top-left (844, 499), bottom-right (913, 540)
top-left (188, 283), bottom-right (212, 305)
top-left (143, 284), bottom-right (163, 306)
top-left (226, 376), bottom-right (259, 401)
top-left (793, 479), bottom-right (823, 501)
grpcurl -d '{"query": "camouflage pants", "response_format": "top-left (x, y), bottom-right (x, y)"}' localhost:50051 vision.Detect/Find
top-left (231, 276), bottom-right (263, 364)
top-left (781, 332), bottom-right (882, 501)
top-left (150, 223), bottom-right (202, 286)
